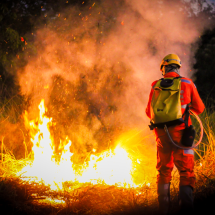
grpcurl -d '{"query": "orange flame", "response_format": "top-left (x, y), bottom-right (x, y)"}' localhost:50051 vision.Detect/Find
top-left (18, 100), bottom-right (139, 190)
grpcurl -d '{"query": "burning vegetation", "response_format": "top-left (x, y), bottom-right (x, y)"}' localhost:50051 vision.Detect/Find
top-left (0, 99), bottom-right (158, 214)
top-left (4, 99), bottom-right (156, 187)
top-left (17, 99), bottom-right (140, 189)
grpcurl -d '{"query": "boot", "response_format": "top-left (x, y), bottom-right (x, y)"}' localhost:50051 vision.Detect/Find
top-left (178, 185), bottom-right (194, 214)
top-left (157, 183), bottom-right (171, 215)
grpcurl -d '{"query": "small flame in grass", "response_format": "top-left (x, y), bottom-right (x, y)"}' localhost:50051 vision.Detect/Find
top-left (18, 100), bottom-right (138, 190)
top-left (77, 145), bottom-right (135, 187)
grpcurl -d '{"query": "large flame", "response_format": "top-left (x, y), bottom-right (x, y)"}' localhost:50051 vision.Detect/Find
top-left (18, 100), bottom-right (139, 190)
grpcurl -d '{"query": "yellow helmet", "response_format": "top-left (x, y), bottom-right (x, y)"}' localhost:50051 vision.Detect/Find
top-left (160, 54), bottom-right (182, 71)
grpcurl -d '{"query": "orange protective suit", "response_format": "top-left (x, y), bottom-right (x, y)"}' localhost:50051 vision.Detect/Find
top-left (146, 72), bottom-right (205, 188)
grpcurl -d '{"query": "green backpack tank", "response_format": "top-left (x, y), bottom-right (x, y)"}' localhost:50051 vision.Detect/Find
top-left (150, 77), bottom-right (184, 129)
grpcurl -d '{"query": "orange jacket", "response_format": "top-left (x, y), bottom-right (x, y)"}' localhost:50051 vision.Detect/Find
top-left (145, 72), bottom-right (205, 137)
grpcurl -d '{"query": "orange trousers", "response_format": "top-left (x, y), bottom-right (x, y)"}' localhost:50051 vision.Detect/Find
top-left (156, 129), bottom-right (196, 188)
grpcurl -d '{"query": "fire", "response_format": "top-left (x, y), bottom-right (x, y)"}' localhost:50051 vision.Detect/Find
top-left (18, 100), bottom-right (139, 190)
top-left (76, 145), bottom-right (134, 187)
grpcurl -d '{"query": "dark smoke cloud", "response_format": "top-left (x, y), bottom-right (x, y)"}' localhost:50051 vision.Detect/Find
top-left (17, 0), bottom-right (210, 154)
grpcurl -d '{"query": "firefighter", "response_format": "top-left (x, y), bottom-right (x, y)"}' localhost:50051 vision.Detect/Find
top-left (145, 54), bottom-right (205, 214)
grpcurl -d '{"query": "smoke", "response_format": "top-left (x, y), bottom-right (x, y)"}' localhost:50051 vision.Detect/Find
top-left (17, 0), bottom-right (210, 153)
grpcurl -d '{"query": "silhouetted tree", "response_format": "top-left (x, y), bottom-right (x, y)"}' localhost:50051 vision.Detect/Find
top-left (193, 27), bottom-right (215, 110)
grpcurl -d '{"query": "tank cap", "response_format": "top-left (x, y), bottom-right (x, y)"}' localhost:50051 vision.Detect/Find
top-left (160, 79), bottom-right (174, 88)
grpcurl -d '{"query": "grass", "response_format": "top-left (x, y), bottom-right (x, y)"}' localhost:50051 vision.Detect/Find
top-left (0, 175), bottom-right (159, 215)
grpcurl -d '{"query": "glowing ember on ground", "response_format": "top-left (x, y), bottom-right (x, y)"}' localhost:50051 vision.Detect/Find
top-left (17, 100), bottom-right (139, 190)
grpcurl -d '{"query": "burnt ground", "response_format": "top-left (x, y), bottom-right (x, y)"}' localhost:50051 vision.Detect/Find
top-left (0, 177), bottom-right (215, 215)
top-left (1, 193), bottom-right (215, 215)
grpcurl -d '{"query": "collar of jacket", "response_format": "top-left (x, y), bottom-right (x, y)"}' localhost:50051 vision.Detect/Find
top-left (164, 72), bottom-right (180, 78)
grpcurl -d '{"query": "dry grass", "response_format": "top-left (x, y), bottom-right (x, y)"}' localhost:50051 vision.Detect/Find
top-left (0, 176), bottom-right (158, 215)
top-left (195, 111), bottom-right (215, 183)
